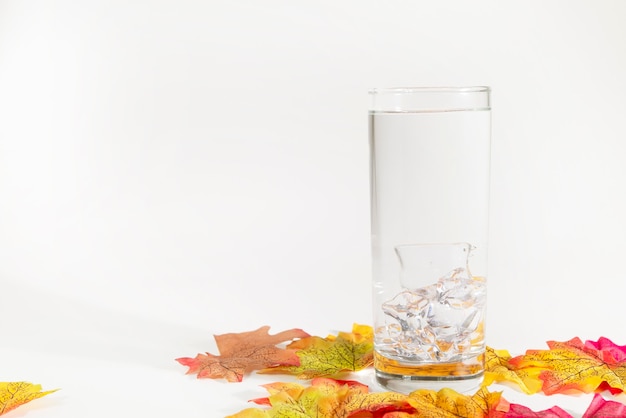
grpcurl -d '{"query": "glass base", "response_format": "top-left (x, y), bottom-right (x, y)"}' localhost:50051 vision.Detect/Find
top-left (373, 351), bottom-right (484, 394)
top-left (375, 369), bottom-right (483, 394)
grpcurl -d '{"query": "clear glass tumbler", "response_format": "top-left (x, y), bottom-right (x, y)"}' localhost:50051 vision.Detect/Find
top-left (369, 87), bottom-right (491, 393)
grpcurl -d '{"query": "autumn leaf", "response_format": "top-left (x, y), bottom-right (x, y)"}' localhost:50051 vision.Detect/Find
top-left (327, 323), bottom-right (374, 343)
top-left (582, 393), bottom-right (626, 418)
top-left (227, 377), bottom-right (415, 418)
top-left (584, 336), bottom-right (626, 363)
top-left (0, 382), bottom-right (58, 416)
top-left (482, 346), bottom-right (543, 394)
top-left (406, 386), bottom-right (508, 418)
top-left (299, 378), bottom-right (412, 417)
top-left (504, 403), bottom-right (572, 418)
top-left (176, 326), bottom-right (310, 382)
top-left (259, 324), bottom-right (374, 379)
top-left (505, 394), bottom-right (626, 418)
top-left (248, 381), bottom-right (306, 406)
top-left (508, 337), bottom-right (626, 395)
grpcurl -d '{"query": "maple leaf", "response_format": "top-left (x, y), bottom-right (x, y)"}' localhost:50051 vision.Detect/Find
top-left (259, 324), bottom-right (374, 379)
top-left (582, 393), bottom-right (626, 418)
top-left (176, 326), bottom-right (310, 382)
top-left (504, 403), bottom-right (572, 418)
top-left (248, 381), bottom-right (306, 406)
top-left (508, 337), bottom-right (626, 395)
top-left (482, 346), bottom-right (543, 394)
top-left (0, 382), bottom-right (58, 416)
top-left (584, 336), bottom-right (626, 363)
top-left (406, 386), bottom-right (508, 418)
top-left (505, 393), bottom-right (626, 418)
top-left (312, 378), bottom-right (413, 417)
top-left (328, 323), bottom-right (374, 343)
top-left (227, 378), bottom-right (414, 418)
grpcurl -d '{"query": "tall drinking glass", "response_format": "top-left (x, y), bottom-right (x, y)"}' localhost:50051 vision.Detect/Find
top-left (369, 87), bottom-right (491, 393)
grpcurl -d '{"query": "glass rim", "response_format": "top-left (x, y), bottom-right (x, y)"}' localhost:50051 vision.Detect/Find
top-left (369, 86), bottom-right (490, 112)
top-left (369, 86), bottom-right (490, 95)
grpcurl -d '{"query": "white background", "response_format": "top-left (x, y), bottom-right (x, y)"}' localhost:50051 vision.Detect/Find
top-left (1, 1), bottom-right (626, 416)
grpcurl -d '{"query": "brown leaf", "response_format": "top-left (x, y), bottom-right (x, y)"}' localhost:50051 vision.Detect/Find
top-left (176, 326), bottom-right (310, 382)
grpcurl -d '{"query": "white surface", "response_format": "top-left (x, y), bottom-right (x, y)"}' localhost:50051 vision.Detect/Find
top-left (1, 1), bottom-right (626, 416)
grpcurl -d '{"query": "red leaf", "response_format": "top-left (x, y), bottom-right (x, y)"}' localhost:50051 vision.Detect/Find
top-left (505, 403), bottom-right (572, 418)
top-left (596, 381), bottom-right (623, 395)
top-left (582, 393), bottom-right (626, 418)
top-left (584, 337), bottom-right (626, 363)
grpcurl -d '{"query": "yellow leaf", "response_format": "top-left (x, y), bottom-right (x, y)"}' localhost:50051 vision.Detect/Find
top-left (407, 386), bottom-right (507, 418)
top-left (508, 338), bottom-right (626, 395)
top-left (0, 382), bottom-right (58, 416)
top-left (259, 381), bottom-right (304, 398)
top-left (228, 378), bottom-right (413, 418)
top-left (226, 408), bottom-right (270, 418)
top-left (482, 346), bottom-right (543, 394)
top-left (327, 323), bottom-right (374, 343)
top-left (260, 325), bottom-right (374, 379)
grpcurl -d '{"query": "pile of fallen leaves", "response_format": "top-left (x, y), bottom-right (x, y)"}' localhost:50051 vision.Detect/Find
top-left (227, 379), bottom-right (626, 418)
top-left (177, 325), bottom-right (626, 417)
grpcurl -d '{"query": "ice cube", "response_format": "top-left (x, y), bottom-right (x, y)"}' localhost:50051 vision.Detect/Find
top-left (436, 267), bottom-right (471, 294)
top-left (426, 301), bottom-right (460, 327)
top-left (426, 300), bottom-right (482, 337)
top-left (440, 279), bottom-right (486, 309)
top-left (382, 289), bottom-right (430, 331)
top-left (460, 308), bottom-right (482, 333)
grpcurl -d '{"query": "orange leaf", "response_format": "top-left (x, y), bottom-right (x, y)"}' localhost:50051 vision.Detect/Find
top-left (508, 337), bottom-right (626, 395)
top-left (176, 326), bottom-right (310, 382)
top-left (0, 382), bottom-right (58, 416)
